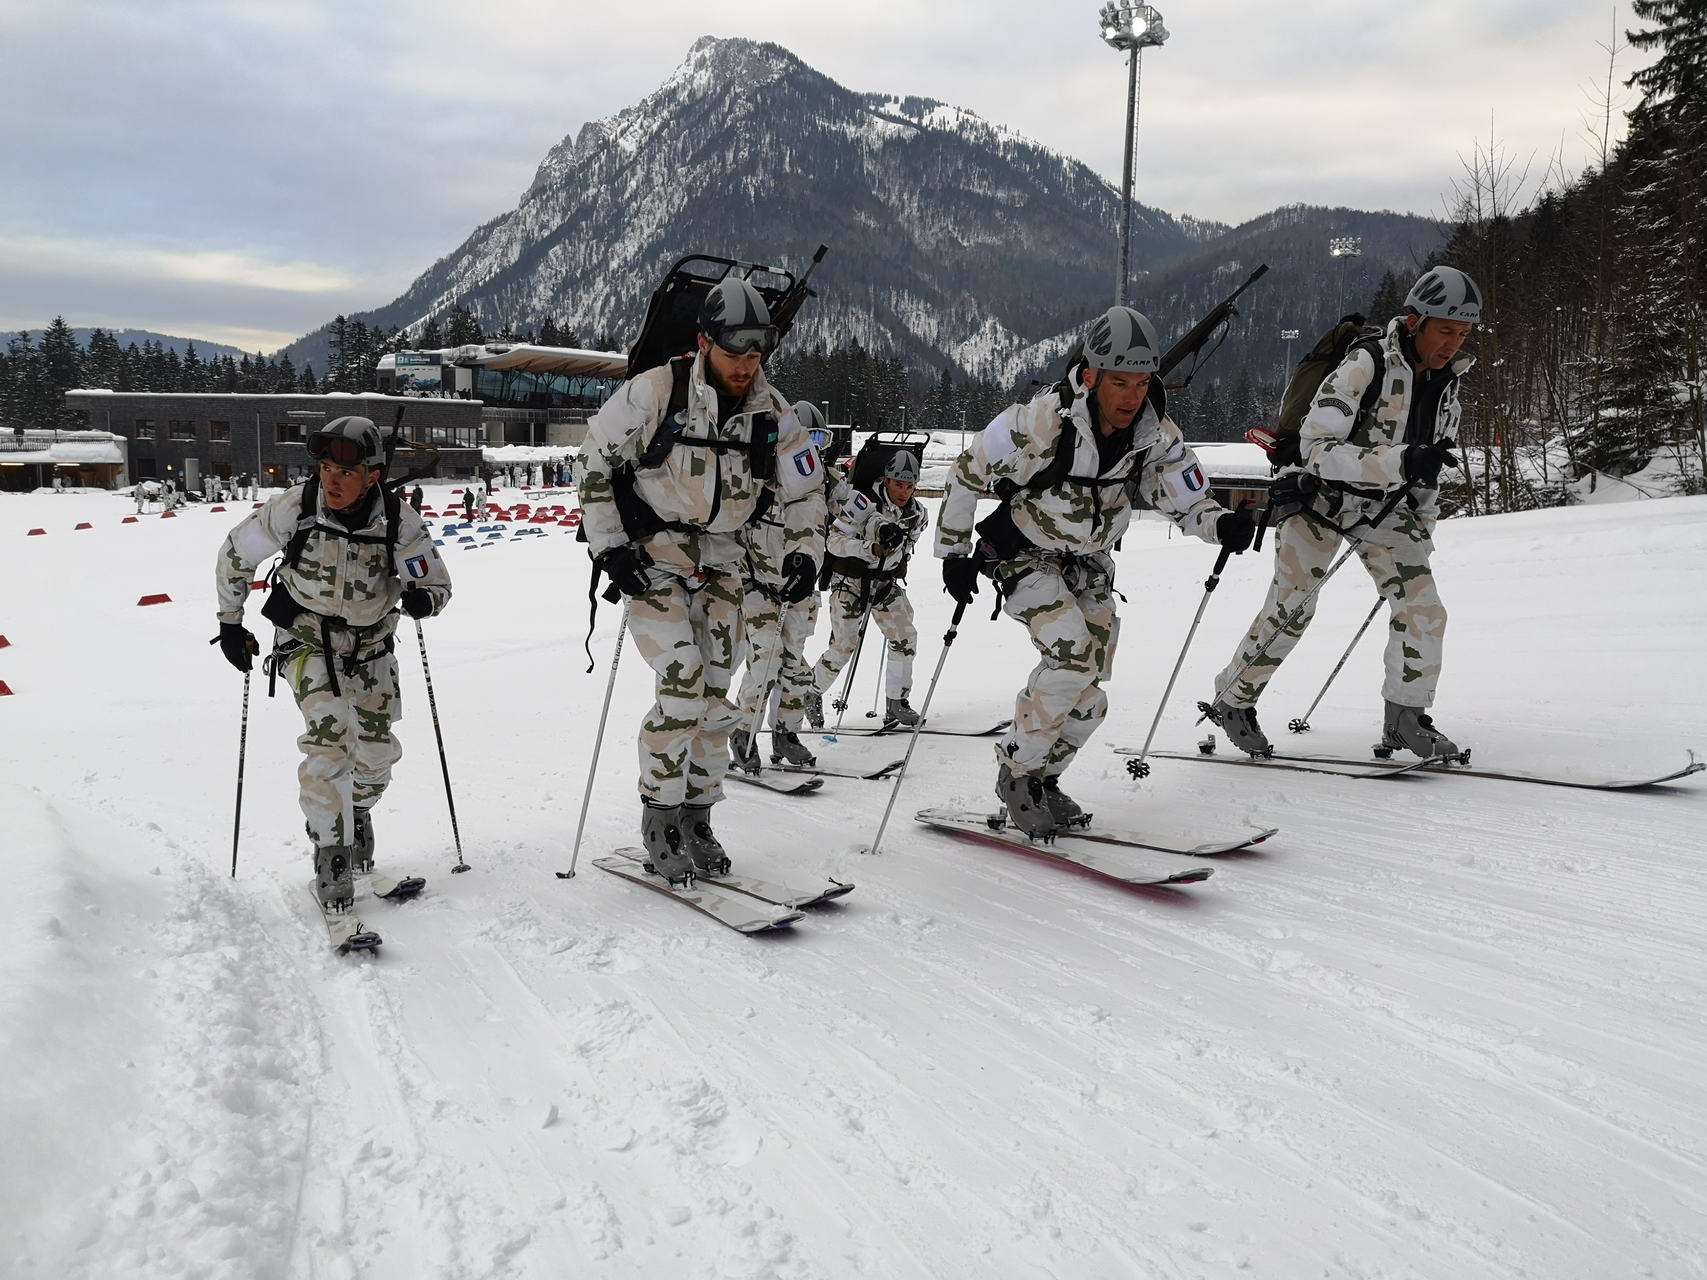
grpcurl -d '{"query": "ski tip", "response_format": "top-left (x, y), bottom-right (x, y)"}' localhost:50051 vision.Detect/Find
top-left (738, 911), bottom-right (806, 932)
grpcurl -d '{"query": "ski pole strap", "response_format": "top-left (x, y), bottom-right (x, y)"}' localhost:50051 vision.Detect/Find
top-left (1253, 501), bottom-right (1274, 554)
top-left (1207, 543), bottom-right (1233, 590)
top-left (582, 562), bottom-right (622, 672)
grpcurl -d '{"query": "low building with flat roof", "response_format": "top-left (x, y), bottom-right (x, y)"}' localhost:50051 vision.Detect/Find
top-left (61, 390), bottom-right (485, 489)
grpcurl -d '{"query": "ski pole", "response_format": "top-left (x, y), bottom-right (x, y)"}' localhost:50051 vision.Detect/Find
top-left (865, 642), bottom-right (889, 718)
top-left (1127, 542), bottom-right (1236, 780)
top-left (230, 668), bottom-right (251, 878)
top-left (865, 601), bottom-right (967, 857)
top-left (1288, 597), bottom-right (1384, 734)
top-left (1202, 486), bottom-right (1412, 729)
top-left (830, 602), bottom-right (874, 731)
top-left (414, 618), bottom-right (469, 874)
top-left (556, 604), bottom-right (628, 880)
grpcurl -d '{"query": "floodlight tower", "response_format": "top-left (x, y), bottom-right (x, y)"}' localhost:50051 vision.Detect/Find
top-left (1328, 235), bottom-right (1363, 314)
top-left (1099, 2), bottom-right (1170, 307)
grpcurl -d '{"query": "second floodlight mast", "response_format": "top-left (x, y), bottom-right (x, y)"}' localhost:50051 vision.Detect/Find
top-left (1099, 1), bottom-right (1170, 307)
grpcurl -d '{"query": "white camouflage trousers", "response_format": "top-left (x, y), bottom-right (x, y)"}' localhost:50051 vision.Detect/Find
top-left (735, 586), bottom-right (820, 731)
top-left (811, 580), bottom-right (916, 702)
top-left (282, 640), bottom-right (402, 850)
top-left (629, 568), bottom-right (744, 806)
top-left (996, 554), bottom-right (1120, 779)
top-left (1213, 511), bottom-right (1447, 709)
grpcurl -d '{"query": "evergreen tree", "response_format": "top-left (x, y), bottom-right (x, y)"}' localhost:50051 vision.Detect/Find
top-left (446, 307), bottom-right (484, 346)
top-left (180, 341), bottom-right (207, 392)
top-left (85, 328), bottom-right (125, 389)
top-left (418, 316), bottom-right (444, 350)
top-left (37, 318), bottom-right (84, 420)
top-left (301, 362), bottom-right (319, 393)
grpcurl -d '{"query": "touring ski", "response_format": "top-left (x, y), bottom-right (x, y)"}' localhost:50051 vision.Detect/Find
top-left (361, 871), bottom-right (426, 901)
top-left (728, 771), bottom-right (825, 795)
top-left (593, 852), bottom-right (806, 933)
top-left (612, 848), bottom-right (853, 908)
top-left (310, 888), bottom-right (381, 954)
top-left (820, 720), bottom-right (1011, 740)
top-left (769, 758), bottom-right (905, 781)
top-left (917, 806), bottom-right (1268, 857)
top-left (1117, 746), bottom-right (1434, 781)
top-left (1362, 751), bottom-right (1703, 791)
top-left (913, 811), bottom-right (1214, 887)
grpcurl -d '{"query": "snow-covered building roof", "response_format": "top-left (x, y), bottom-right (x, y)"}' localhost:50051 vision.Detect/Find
top-left (378, 343), bottom-right (627, 380)
top-left (0, 430), bottom-right (126, 466)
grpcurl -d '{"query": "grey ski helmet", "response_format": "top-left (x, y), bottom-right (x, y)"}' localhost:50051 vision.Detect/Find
top-left (699, 278), bottom-right (778, 355)
top-left (309, 416), bottom-right (385, 468)
top-left (792, 399), bottom-right (827, 437)
top-left (880, 448), bottom-right (919, 484)
top-left (1405, 266), bottom-right (1482, 324)
top-left (1083, 305), bottom-right (1161, 373)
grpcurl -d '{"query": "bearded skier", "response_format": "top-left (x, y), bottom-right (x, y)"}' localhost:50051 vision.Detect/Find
top-left (578, 279), bottom-right (825, 885)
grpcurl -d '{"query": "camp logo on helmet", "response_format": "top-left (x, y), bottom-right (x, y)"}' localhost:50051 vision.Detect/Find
top-left (791, 448), bottom-right (817, 478)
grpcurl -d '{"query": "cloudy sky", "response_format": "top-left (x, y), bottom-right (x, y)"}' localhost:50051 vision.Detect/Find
top-left (0, 0), bottom-right (1654, 353)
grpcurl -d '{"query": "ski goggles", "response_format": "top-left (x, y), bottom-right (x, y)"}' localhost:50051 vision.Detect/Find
top-left (711, 325), bottom-right (779, 358)
top-left (308, 433), bottom-right (379, 466)
top-left (809, 428), bottom-right (831, 449)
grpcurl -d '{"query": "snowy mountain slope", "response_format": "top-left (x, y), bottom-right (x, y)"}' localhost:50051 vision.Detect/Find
top-left (282, 35), bottom-right (1211, 380)
top-left (1, 490), bottom-right (1703, 1278)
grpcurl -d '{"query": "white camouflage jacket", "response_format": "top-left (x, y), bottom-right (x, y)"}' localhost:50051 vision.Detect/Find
top-left (1297, 316), bottom-right (1475, 540)
top-left (215, 483), bottom-right (451, 653)
top-left (828, 484), bottom-right (929, 577)
top-left (935, 372), bottom-right (1223, 559)
top-left (579, 353), bottom-right (826, 577)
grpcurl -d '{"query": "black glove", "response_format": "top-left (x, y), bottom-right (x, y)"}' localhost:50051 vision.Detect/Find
top-left (215, 622), bottom-right (259, 673)
top-left (598, 545), bottom-right (653, 598)
top-left (780, 552), bottom-right (817, 604)
top-left (875, 521), bottom-right (904, 553)
top-left (1216, 506), bottom-right (1257, 554)
top-left (1403, 441), bottom-right (1459, 486)
top-left (400, 587), bottom-right (435, 619)
top-left (1268, 471), bottom-right (1320, 508)
top-left (942, 555), bottom-right (981, 605)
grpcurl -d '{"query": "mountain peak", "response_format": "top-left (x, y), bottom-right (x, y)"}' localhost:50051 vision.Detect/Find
top-left (674, 35), bottom-right (804, 93)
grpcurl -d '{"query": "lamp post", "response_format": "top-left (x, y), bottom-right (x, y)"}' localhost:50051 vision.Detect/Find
top-left (1328, 236), bottom-right (1363, 315)
top-left (1099, 2), bottom-right (1170, 307)
top-left (1279, 328), bottom-right (1300, 386)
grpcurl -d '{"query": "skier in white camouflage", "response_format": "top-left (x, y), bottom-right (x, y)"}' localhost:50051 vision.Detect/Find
top-left (936, 306), bottom-right (1255, 839)
top-left (805, 443), bottom-right (930, 730)
top-left (212, 416), bottom-right (452, 913)
top-left (731, 401), bottom-right (843, 772)
top-left (579, 280), bottom-right (826, 884)
top-left (1202, 265), bottom-right (1478, 760)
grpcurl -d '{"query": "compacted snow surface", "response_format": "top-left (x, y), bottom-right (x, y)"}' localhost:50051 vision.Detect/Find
top-left (2, 486), bottom-right (1704, 1280)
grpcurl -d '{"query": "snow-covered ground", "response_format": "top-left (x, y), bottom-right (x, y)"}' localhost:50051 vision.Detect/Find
top-left (2, 485), bottom-right (1704, 1280)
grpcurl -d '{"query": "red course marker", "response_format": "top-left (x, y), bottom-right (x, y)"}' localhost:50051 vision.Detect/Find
top-left (137, 594), bottom-right (172, 606)
top-left (0, 681), bottom-right (13, 696)
top-left (26, 528), bottom-right (45, 536)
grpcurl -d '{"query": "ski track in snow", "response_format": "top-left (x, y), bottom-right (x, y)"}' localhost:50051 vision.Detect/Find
top-left (2, 488), bottom-right (1704, 1279)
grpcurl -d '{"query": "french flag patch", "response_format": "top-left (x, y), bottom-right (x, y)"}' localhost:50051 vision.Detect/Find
top-left (1181, 464), bottom-right (1205, 493)
top-left (405, 554), bottom-right (430, 579)
top-left (792, 448), bottom-right (818, 477)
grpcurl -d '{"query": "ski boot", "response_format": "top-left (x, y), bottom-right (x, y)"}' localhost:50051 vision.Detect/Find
top-left (314, 844), bottom-right (356, 913)
top-left (351, 806), bottom-right (375, 875)
top-left (1378, 701), bottom-right (1461, 760)
top-left (804, 690), bottom-right (825, 729)
top-left (996, 765), bottom-right (1059, 842)
top-left (884, 697), bottom-right (922, 728)
top-left (1040, 776), bottom-right (1090, 829)
top-left (770, 728), bottom-right (817, 768)
top-left (730, 729), bottom-right (762, 774)
top-left (1198, 699), bottom-right (1274, 758)
top-left (680, 803), bottom-right (731, 876)
top-left (640, 799), bottom-right (693, 885)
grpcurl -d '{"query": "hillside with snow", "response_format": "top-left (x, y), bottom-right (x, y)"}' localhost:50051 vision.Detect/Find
top-left (2, 487), bottom-right (1704, 1279)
